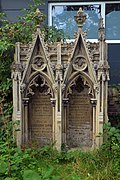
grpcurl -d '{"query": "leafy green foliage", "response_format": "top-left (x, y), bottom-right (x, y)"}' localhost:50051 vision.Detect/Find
top-left (101, 123), bottom-right (120, 157)
top-left (0, 160), bottom-right (8, 174)
top-left (23, 170), bottom-right (41, 180)
top-left (43, 26), bottom-right (68, 42)
top-left (0, 135), bottom-right (120, 179)
top-left (5, 178), bottom-right (15, 180)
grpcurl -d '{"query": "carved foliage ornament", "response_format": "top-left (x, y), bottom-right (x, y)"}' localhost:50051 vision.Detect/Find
top-left (73, 55), bottom-right (87, 71)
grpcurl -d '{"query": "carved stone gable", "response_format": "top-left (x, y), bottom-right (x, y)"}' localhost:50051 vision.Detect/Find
top-left (12, 9), bottom-right (109, 150)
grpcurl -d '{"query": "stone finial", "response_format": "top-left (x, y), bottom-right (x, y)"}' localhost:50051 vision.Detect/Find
top-left (98, 16), bottom-right (105, 41)
top-left (34, 8), bottom-right (45, 28)
top-left (99, 16), bottom-right (104, 29)
top-left (74, 8), bottom-right (86, 32)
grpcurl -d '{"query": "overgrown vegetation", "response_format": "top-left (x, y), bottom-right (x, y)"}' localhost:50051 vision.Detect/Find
top-left (0, 122), bottom-right (120, 179)
top-left (0, 0), bottom-right (120, 179)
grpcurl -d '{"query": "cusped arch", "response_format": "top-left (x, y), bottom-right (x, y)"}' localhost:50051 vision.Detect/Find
top-left (24, 71), bottom-right (54, 98)
top-left (63, 71), bottom-right (96, 98)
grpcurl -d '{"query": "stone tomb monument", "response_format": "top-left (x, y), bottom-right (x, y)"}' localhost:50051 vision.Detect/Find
top-left (12, 8), bottom-right (109, 150)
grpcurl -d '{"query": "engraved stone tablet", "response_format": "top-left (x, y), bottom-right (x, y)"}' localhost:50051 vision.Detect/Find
top-left (29, 89), bottom-right (52, 146)
top-left (67, 86), bottom-right (92, 148)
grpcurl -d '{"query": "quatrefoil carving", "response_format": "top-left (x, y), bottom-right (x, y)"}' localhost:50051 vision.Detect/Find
top-left (73, 55), bottom-right (87, 71)
top-left (32, 55), bottom-right (46, 71)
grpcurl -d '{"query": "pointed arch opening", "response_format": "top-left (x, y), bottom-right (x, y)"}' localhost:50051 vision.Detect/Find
top-left (22, 73), bottom-right (54, 147)
top-left (63, 75), bottom-right (94, 149)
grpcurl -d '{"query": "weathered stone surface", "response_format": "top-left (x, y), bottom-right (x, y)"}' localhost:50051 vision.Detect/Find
top-left (67, 88), bottom-right (92, 148)
top-left (12, 9), bottom-right (109, 150)
top-left (29, 90), bottom-right (52, 146)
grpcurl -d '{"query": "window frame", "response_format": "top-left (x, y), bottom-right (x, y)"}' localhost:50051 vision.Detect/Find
top-left (48, 1), bottom-right (120, 43)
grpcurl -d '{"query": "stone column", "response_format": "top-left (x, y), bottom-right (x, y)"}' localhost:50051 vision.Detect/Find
top-left (22, 98), bottom-right (29, 144)
top-left (90, 98), bottom-right (97, 148)
top-left (11, 72), bottom-right (22, 147)
top-left (104, 80), bottom-right (108, 123)
top-left (12, 77), bottom-right (17, 126)
top-left (62, 98), bottom-right (69, 145)
top-left (54, 80), bottom-right (62, 151)
top-left (12, 77), bottom-right (20, 146)
top-left (50, 98), bottom-right (56, 143)
top-left (96, 77), bottom-right (103, 146)
top-left (99, 77), bottom-right (106, 146)
top-left (54, 42), bottom-right (63, 151)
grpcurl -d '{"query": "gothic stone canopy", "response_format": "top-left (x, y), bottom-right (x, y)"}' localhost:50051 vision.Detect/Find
top-left (11, 8), bottom-right (109, 150)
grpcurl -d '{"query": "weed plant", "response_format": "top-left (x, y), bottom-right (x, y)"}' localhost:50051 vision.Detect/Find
top-left (0, 123), bottom-right (120, 180)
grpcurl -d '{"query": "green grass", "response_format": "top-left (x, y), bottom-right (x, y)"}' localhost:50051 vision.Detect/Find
top-left (0, 144), bottom-right (120, 180)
